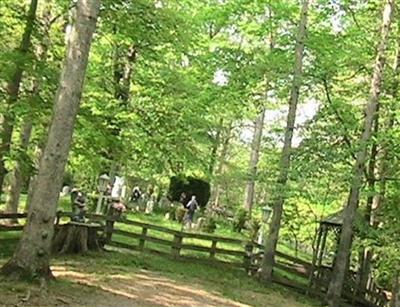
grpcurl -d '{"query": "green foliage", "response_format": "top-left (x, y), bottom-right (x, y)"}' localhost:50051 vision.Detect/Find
top-left (175, 206), bottom-right (186, 223)
top-left (232, 208), bottom-right (248, 233)
top-left (167, 176), bottom-right (211, 207)
top-left (162, 203), bottom-right (177, 221)
top-left (249, 218), bottom-right (261, 241)
top-left (201, 216), bottom-right (217, 233)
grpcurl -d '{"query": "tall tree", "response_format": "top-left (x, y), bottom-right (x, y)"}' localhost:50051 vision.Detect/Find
top-left (0, 0), bottom-right (100, 280)
top-left (375, 23), bottom-right (400, 221)
top-left (243, 107), bottom-right (265, 215)
top-left (208, 118), bottom-right (224, 176)
top-left (0, 0), bottom-right (38, 198)
top-left (379, 36), bottom-right (400, 305)
top-left (259, 0), bottom-right (310, 281)
top-left (326, 1), bottom-right (396, 305)
top-left (358, 30), bottom-right (400, 291)
top-left (5, 5), bottom-right (54, 218)
top-left (211, 123), bottom-right (233, 207)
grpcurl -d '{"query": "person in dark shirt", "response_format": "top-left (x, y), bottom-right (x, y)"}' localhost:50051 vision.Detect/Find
top-left (71, 188), bottom-right (86, 222)
top-left (130, 186), bottom-right (141, 203)
top-left (185, 195), bottom-right (198, 228)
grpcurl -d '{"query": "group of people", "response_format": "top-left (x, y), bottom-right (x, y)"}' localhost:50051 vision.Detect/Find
top-left (68, 177), bottom-right (200, 228)
top-left (69, 187), bottom-right (128, 223)
top-left (128, 186), bottom-right (157, 214)
top-left (128, 188), bottom-right (200, 228)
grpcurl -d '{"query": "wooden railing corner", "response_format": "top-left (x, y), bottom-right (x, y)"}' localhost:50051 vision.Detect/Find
top-left (171, 233), bottom-right (183, 259)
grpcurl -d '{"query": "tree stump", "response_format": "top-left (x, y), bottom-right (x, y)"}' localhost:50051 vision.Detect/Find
top-left (52, 222), bottom-right (103, 254)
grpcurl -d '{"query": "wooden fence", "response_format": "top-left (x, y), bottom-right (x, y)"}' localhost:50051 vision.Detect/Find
top-left (108, 217), bottom-right (256, 271)
top-left (0, 212), bottom-right (388, 307)
top-left (0, 212), bottom-right (253, 269)
top-left (0, 212), bottom-right (315, 275)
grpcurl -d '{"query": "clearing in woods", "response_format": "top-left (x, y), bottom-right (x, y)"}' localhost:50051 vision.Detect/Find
top-left (1, 269), bottom-right (313, 307)
top-left (0, 248), bottom-right (317, 307)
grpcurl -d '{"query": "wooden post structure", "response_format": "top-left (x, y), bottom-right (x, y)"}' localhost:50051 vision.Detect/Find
top-left (243, 242), bottom-right (253, 273)
top-left (96, 192), bottom-right (104, 214)
top-left (210, 239), bottom-right (217, 259)
top-left (105, 212), bottom-right (116, 244)
top-left (171, 233), bottom-right (182, 259)
top-left (316, 224), bottom-right (329, 283)
top-left (139, 227), bottom-right (147, 251)
top-left (307, 226), bottom-right (323, 292)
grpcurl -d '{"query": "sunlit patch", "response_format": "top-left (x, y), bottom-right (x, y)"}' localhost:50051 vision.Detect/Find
top-left (52, 266), bottom-right (247, 306)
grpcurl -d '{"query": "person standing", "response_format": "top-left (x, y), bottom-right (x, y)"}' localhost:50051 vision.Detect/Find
top-left (130, 186), bottom-right (141, 203)
top-left (185, 195), bottom-right (198, 228)
top-left (70, 188), bottom-right (86, 222)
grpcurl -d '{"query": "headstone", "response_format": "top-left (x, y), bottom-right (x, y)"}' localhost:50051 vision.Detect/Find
top-left (121, 184), bottom-right (127, 199)
top-left (111, 176), bottom-right (124, 199)
top-left (61, 185), bottom-right (70, 197)
top-left (159, 196), bottom-right (171, 209)
top-left (145, 199), bottom-right (154, 214)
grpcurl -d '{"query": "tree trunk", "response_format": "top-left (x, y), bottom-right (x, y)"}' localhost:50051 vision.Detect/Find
top-left (358, 24), bottom-right (400, 295)
top-left (25, 4), bottom-right (86, 213)
top-left (208, 118), bottom-right (224, 176)
top-left (243, 108), bottom-right (265, 215)
top-left (211, 124), bottom-right (232, 208)
top-left (52, 223), bottom-right (102, 254)
top-left (106, 44), bottom-right (137, 177)
top-left (326, 1), bottom-right (395, 306)
top-left (0, 0), bottom-right (38, 198)
top-left (24, 144), bottom-right (45, 212)
top-left (391, 271), bottom-right (400, 307)
top-left (4, 121), bottom-right (33, 220)
top-left (375, 24), bottom-right (400, 214)
top-left (357, 108), bottom-right (380, 293)
top-left (8, 5), bottom-right (55, 215)
top-left (359, 21), bottom-right (400, 300)
top-left (259, 0), bottom-right (309, 281)
top-left (0, 0), bottom-right (100, 280)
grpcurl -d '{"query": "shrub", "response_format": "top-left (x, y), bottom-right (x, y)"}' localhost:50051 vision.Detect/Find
top-left (201, 216), bottom-right (217, 233)
top-left (175, 206), bottom-right (187, 222)
top-left (58, 196), bottom-right (72, 211)
top-left (163, 203), bottom-right (178, 221)
top-left (249, 218), bottom-right (261, 241)
top-left (232, 208), bottom-right (248, 233)
top-left (167, 176), bottom-right (211, 207)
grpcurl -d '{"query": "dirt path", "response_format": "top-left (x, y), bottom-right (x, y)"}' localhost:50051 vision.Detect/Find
top-left (1, 266), bottom-right (311, 307)
top-left (52, 266), bottom-right (248, 307)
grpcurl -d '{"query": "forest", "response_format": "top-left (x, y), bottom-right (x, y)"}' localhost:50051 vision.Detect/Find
top-left (0, 0), bottom-right (400, 307)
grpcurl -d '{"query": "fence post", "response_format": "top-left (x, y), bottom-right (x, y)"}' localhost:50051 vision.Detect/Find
top-left (210, 239), bottom-right (217, 259)
top-left (243, 241), bottom-right (253, 273)
top-left (171, 233), bottom-right (182, 259)
top-left (139, 227), bottom-right (147, 251)
top-left (104, 215), bottom-right (115, 244)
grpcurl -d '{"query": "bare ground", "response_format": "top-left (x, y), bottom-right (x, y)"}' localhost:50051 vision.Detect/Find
top-left (1, 266), bottom-right (312, 307)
